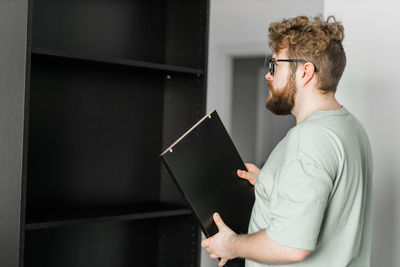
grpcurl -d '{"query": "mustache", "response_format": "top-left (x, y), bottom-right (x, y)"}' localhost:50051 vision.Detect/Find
top-left (267, 81), bottom-right (276, 95)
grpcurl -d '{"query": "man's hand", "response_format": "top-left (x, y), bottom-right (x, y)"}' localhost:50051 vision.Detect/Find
top-left (237, 163), bottom-right (260, 185)
top-left (201, 213), bottom-right (238, 267)
top-left (201, 213), bottom-right (312, 265)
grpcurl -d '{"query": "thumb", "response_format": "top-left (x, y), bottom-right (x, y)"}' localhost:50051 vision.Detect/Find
top-left (219, 258), bottom-right (228, 267)
top-left (213, 213), bottom-right (226, 230)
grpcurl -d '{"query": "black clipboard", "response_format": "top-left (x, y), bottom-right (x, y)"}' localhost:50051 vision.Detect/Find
top-left (160, 110), bottom-right (255, 238)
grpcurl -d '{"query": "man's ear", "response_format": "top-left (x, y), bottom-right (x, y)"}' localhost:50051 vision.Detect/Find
top-left (300, 62), bottom-right (317, 86)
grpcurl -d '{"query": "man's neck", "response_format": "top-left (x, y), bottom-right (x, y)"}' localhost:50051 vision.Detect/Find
top-left (292, 92), bottom-right (342, 125)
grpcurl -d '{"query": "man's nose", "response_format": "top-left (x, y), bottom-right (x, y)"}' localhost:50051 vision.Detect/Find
top-left (265, 72), bottom-right (273, 81)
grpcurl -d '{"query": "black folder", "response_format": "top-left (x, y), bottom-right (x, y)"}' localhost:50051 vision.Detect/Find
top-left (160, 110), bottom-right (255, 238)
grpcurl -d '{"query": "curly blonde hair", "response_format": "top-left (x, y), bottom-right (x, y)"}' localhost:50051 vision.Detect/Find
top-left (268, 15), bottom-right (346, 93)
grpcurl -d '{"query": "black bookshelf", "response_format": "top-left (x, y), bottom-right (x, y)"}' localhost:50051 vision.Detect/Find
top-left (32, 47), bottom-right (205, 75)
top-left (20, 0), bottom-right (210, 266)
top-left (25, 216), bottom-right (199, 267)
top-left (25, 202), bottom-right (191, 230)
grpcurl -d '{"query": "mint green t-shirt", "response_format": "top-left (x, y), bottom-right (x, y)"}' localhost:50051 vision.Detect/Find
top-left (246, 107), bottom-right (373, 267)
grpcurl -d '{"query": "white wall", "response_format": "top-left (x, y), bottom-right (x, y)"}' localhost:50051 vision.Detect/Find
top-left (325, 1), bottom-right (400, 266)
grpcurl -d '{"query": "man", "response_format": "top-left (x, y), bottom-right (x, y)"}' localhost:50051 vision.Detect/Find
top-left (201, 15), bottom-right (373, 267)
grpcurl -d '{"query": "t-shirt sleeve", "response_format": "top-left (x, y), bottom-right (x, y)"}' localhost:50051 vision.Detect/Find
top-left (266, 159), bottom-right (333, 251)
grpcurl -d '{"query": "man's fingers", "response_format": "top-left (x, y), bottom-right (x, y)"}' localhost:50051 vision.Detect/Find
top-left (244, 163), bottom-right (254, 169)
top-left (237, 169), bottom-right (249, 179)
top-left (210, 254), bottom-right (218, 259)
top-left (213, 213), bottom-right (226, 230)
top-left (218, 258), bottom-right (228, 267)
top-left (237, 169), bottom-right (255, 180)
top-left (201, 239), bottom-right (208, 248)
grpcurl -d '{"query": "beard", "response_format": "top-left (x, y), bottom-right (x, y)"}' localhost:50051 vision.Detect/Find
top-left (266, 72), bottom-right (296, 115)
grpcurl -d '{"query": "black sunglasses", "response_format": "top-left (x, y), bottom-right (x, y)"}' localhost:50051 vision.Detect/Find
top-left (268, 59), bottom-right (319, 75)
